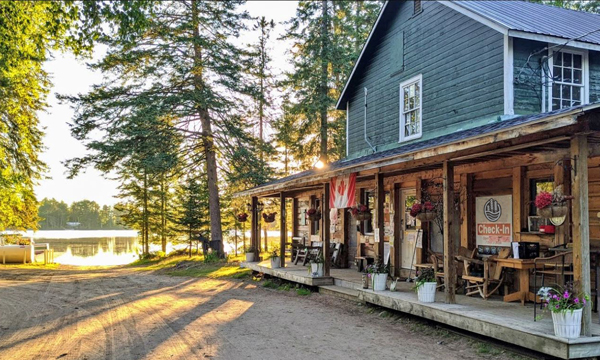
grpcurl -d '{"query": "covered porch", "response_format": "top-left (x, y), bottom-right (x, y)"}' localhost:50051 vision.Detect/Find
top-left (237, 104), bottom-right (600, 359)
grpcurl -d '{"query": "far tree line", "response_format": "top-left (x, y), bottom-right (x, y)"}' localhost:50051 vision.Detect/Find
top-left (38, 198), bottom-right (127, 230)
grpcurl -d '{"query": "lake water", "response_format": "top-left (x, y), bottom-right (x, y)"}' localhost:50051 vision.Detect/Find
top-left (22, 230), bottom-right (185, 266)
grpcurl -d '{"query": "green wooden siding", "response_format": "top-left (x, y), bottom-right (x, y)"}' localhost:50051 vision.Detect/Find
top-left (346, 1), bottom-right (504, 159)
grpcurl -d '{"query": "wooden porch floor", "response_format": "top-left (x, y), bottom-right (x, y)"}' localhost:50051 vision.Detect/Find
top-left (241, 259), bottom-right (600, 359)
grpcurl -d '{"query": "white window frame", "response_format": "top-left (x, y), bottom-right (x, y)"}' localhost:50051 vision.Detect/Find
top-left (399, 74), bottom-right (423, 143)
top-left (547, 47), bottom-right (589, 111)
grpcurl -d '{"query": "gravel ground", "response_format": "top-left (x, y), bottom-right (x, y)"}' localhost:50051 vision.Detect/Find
top-left (0, 267), bottom-right (531, 360)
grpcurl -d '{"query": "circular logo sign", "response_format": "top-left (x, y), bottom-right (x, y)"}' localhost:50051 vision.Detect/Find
top-left (484, 198), bottom-right (502, 222)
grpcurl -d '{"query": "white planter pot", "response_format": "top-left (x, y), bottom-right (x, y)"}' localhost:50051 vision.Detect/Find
top-left (271, 257), bottom-right (281, 269)
top-left (372, 273), bottom-right (387, 291)
top-left (245, 253), bottom-right (255, 262)
top-left (417, 282), bottom-right (437, 303)
top-left (311, 263), bottom-right (324, 277)
top-left (552, 309), bottom-right (583, 339)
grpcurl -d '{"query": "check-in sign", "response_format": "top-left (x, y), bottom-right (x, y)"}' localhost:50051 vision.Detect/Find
top-left (476, 195), bottom-right (512, 246)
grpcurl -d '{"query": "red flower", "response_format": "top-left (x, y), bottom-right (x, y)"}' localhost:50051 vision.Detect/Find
top-left (307, 208), bottom-right (317, 215)
top-left (358, 204), bottom-right (368, 212)
top-left (410, 203), bottom-right (422, 218)
top-left (423, 201), bottom-right (434, 211)
top-left (535, 191), bottom-right (553, 209)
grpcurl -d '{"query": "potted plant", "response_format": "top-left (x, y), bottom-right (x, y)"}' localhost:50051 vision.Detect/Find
top-left (307, 208), bottom-right (321, 221)
top-left (244, 245), bottom-right (257, 262)
top-left (262, 212), bottom-right (276, 223)
top-left (410, 201), bottom-right (436, 222)
top-left (366, 257), bottom-right (388, 291)
top-left (413, 267), bottom-right (437, 303)
top-left (237, 213), bottom-right (248, 222)
top-left (349, 204), bottom-right (372, 221)
top-left (309, 253), bottom-right (324, 277)
top-left (535, 185), bottom-right (572, 218)
top-left (269, 246), bottom-right (281, 269)
top-left (537, 282), bottom-right (590, 338)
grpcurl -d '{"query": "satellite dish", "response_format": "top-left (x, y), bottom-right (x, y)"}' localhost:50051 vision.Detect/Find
top-left (549, 216), bottom-right (566, 226)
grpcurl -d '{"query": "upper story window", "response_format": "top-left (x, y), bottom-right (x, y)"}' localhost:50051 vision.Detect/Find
top-left (549, 49), bottom-right (588, 111)
top-left (399, 74), bottom-right (422, 142)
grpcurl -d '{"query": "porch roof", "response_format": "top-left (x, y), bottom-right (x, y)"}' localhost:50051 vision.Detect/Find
top-left (235, 103), bottom-right (600, 198)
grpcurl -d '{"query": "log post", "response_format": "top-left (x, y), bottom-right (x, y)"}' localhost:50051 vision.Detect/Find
top-left (571, 135), bottom-right (592, 336)
top-left (292, 197), bottom-right (299, 238)
top-left (280, 193), bottom-right (286, 268)
top-left (555, 160), bottom-right (571, 246)
top-left (376, 172), bottom-right (385, 261)
top-left (251, 196), bottom-right (259, 257)
top-left (443, 161), bottom-right (457, 304)
top-left (512, 166), bottom-right (525, 240)
top-left (460, 173), bottom-right (474, 249)
top-left (415, 177), bottom-right (425, 263)
top-left (323, 183), bottom-right (331, 277)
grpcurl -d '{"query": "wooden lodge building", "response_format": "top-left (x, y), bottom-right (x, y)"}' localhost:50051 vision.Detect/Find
top-left (237, 2), bottom-right (600, 358)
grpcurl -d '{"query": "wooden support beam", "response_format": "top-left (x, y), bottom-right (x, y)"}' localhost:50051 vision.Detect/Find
top-left (280, 193), bottom-right (286, 268)
top-left (460, 173), bottom-right (474, 249)
top-left (323, 183), bottom-right (331, 277)
top-left (571, 135), bottom-right (592, 336)
top-left (393, 185), bottom-right (401, 277)
top-left (292, 197), bottom-right (299, 238)
top-left (415, 177), bottom-right (426, 263)
top-left (376, 172), bottom-right (385, 261)
top-left (443, 161), bottom-right (457, 304)
top-left (251, 196), bottom-right (259, 257)
top-left (512, 167), bottom-right (526, 240)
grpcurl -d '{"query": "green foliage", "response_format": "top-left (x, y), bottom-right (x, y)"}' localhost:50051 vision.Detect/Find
top-left (262, 279), bottom-right (279, 289)
top-left (203, 251), bottom-right (220, 264)
top-left (413, 267), bottom-right (436, 291)
top-left (38, 198), bottom-right (125, 230)
top-left (296, 288), bottom-right (311, 296)
top-left (527, 0), bottom-right (600, 13)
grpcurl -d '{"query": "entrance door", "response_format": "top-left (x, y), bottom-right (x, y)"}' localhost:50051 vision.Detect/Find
top-left (400, 189), bottom-right (418, 270)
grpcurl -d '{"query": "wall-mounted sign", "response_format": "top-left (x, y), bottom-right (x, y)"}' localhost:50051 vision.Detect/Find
top-left (476, 195), bottom-right (512, 246)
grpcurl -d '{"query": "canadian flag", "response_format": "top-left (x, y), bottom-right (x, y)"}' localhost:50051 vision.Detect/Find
top-left (329, 173), bottom-right (357, 209)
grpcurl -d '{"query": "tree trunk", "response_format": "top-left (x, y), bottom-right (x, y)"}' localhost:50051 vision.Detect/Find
top-left (189, 225), bottom-right (192, 258)
top-left (192, 0), bottom-right (224, 256)
top-left (161, 177), bottom-right (167, 253)
top-left (143, 170), bottom-right (149, 255)
top-left (320, 0), bottom-right (329, 162)
top-left (263, 226), bottom-right (268, 252)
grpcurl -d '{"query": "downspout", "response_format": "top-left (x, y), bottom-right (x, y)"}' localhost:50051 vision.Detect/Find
top-left (364, 87), bottom-right (376, 153)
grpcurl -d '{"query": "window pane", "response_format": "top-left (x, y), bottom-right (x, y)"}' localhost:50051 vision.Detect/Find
top-left (409, 95), bottom-right (415, 109)
top-left (574, 69), bottom-right (582, 84)
top-left (562, 84), bottom-right (570, 99)
top-left (562, 100), bottom-right (571, 108)
top-left (553, 66), bottom-right (562, 81)
top-left (573, 86), bottom-right (581, 101)
top-left (552, 99), bottom-right (560, 110)
top-left (573, 54), bottom-right (582, 69)
top-left (555, 52), bottom-right (563, 66)
top-left (404, 88), bottom-right (409, 109)
top-left (414, 109), bottom-right (420, 133)
top-left (409, 84), bottom-right (415, 98)
top-left (563, 68), bottom-right (572, 83)
top-left (564, 52), bottom-right (572, 67)
top-left (552, 83), bottom-right (561, 98)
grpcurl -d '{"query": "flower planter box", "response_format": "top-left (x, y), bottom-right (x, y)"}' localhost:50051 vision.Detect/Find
top-left (245, 253), bottom-right (255, 262)
top-left (308, 214), bottom-right (322, 222)
top-left (372, 273), bottom-right (387, 291)
top-left (417, 282), bottom-right (437, 303)
top-left (271, 257), bottom-right (281, 269)
top-left (416, 212), bottom-right (436, 222)
top-left (311, 263), bottom-right (324, 277)
top-left (552, 309), bottom-right (582, 338)
top-left (538, 205), bottom-right (568, 218)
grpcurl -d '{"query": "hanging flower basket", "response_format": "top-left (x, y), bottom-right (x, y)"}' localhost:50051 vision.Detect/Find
top-left (236, 213), bottom-right (248, 222)
top-left (410, 201), bottom-right (437, 222)
top-left (535, 185), bottom-right (572, 219)
top-left (262, 212), bottom-right (276, 223)
top-left (307, 208), bottom-right (321, 221)
top-left (349, 204), bottom-right (371, 221)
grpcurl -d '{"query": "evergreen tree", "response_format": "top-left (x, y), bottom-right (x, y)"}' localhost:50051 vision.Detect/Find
top-left (175, 176), bottom-right (208, 257)
top-left (528, 0), bottom-right (600, 13)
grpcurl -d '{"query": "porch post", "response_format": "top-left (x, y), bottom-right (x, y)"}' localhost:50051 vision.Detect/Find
top-left (460, 173), bottom-right (474, 249)
top-left (571, 134), bottom-right (592, 336)
top-left (376, 172), bottom-right (385, 260)
top-left (251, 196), bottom-right (259, 257)
top-left (279, 193), bottom-right (286, 268)
top-left (323, 183), bottom-right (331, 277)
top-left (512, 167), bottom-right (525, 239)
top-left (443, 161), bottom-right (457, 304)
top-left (292, 197), bottom-right (299, 238)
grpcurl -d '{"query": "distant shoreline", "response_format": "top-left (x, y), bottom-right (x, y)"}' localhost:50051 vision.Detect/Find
top-left (22, 229), bottom-right (139, 239)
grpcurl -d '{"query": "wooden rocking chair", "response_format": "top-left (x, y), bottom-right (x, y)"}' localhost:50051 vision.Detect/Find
top-left (458, 255), bottom-right (505, 299)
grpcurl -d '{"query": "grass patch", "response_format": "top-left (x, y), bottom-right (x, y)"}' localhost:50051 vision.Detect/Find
top-left (277, 283), bottom-right (292, 291)
top-left (296, 288), bottom-right (311, 296)
top-left (262, 279), bottom-right (279, 289)
top-left (474, 342), bottom-right (503, 356)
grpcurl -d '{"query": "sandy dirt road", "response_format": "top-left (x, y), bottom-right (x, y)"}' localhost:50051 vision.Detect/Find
top-left (0, 267), bottom-right (525, 360)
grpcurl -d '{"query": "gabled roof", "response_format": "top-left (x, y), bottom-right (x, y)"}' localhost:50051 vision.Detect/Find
top-left (336, 0), bottom-right (600, 110)
top-left (235, 103), bottom-right (600, 198)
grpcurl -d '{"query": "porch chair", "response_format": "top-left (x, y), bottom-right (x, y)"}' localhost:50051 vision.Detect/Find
top-left (457, 254), bottom-right (505, 299)
top-left (430, 247), bottom-right (476, 290)
top-left (533, 251), bottom-right (574, 320)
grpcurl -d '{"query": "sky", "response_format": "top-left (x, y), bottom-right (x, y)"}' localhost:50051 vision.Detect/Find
top-left (35, 1), bottom-right (298, 207)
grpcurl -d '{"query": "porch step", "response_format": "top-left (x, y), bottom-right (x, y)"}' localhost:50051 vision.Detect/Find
top-left (333, 277), bottom-right (363, 291)
top-left (319, 285), bottom-right (361, 301)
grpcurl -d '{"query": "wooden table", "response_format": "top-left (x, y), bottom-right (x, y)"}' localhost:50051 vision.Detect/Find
top-left (491, 258), bottom-right (538, 305)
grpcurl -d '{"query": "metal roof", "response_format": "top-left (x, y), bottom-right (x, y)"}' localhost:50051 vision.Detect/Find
top-left (235, 103), bottom-right (600, 198)
top-left (454, 1), bottom-right (600, 46)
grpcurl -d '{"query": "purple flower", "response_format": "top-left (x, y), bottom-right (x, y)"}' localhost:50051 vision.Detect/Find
top-left (583, 298), bottom-right (587, 305)
top-left (553, 294), bottom-right (559, 300)
top-left (555, 305), bottom-right (560, 309)
top-left (574, 298), bottom-right (580, 304)
top-left (563, 291), bottom-right (569, 299)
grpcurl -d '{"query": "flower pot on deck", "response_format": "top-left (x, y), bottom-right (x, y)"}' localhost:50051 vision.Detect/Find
top-left (372, 273), bottom-right (387, 291)
top-left (417, 282), bottom-right (437, 303)
top-left (245, 253), bottom-right (255, 262)
top-left (552, 309), bottom-right (582, 338)
top-left (271, 257), bottom-right (281, 269)
top-left (311, 263), bottom-right (324, 277)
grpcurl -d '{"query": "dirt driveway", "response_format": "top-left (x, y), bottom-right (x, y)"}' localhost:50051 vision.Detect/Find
top-left (0, 267), bottom-right (529, 360)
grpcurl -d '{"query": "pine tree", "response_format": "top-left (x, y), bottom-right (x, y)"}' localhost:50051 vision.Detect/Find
top-left (175, 176), bottom-right (208, 257)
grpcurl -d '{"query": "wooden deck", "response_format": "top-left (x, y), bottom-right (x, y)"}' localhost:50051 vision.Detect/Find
top-left (241, 260), bottom-right (600, 359)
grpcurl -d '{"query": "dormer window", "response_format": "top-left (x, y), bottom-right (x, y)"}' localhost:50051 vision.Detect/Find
top-left (399, 74), bottom-right (422, 142)
top-left (549, 49), bottom-right (588, 111)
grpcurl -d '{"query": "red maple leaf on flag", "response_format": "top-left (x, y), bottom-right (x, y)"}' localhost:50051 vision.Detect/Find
top-left (337, 179), bottom-right (346, 197)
